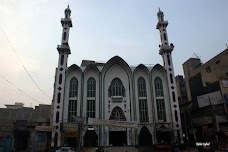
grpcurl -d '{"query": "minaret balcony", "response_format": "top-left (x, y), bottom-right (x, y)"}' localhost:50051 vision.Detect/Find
top-left (159, 45), bottom-right (173, 55)
top-left (156, 21), bottom-right (168, 29)
top-left (61, 18), bottom-right (73, 27)
top-left (57, 45), bottom-right (71, 54)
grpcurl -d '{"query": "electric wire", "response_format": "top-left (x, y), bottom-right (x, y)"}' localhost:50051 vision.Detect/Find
top-left (0, 75), bottom-right (44, 104)
top-left (0, 26), bottom-right (51, 99)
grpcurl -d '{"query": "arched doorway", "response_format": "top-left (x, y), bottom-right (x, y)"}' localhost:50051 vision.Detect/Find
top-left (139, 126), bottom-right (152, 146)
top-left (84, 128), bottom-right (98, 147)
top-left (109, 106), bottom-right (127, 146)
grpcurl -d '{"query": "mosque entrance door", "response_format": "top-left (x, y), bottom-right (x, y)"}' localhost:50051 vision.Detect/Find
top-left (109, 131), bottom-right (126, 146)
top-left (84, 129), bottom-right (98, 147)
top-left (109, 106), bottom-right (127, 146)
top-left (139, 126), bottom-right (152, 146)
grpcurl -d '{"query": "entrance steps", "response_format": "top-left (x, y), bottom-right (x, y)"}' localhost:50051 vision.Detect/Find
top-left (105, 146), bottom-right (138, 152)
top-left (80, 147), bottom-right (97, 152)
top-left (80, 146), bottom-right (139, 152)
top-left (138, 146), bottom-right (156, 152)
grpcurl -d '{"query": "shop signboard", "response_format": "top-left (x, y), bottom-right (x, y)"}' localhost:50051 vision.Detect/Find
top-left (197, 91), bottom-right (223, 108)
top-left (87, 118), bottom-right (138, 128)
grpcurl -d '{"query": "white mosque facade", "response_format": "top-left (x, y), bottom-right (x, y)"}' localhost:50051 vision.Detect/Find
top-left (51, 6), bottom-right (183, 149)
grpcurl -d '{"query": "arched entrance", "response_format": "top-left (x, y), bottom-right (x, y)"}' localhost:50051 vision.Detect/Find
top-left (109, 106), bottom-right (127, 146)
top-left (139, 126), bottom-right (152, 146)
top-left (84, 128), bottom-right (98, 147)
top-left (156, 131), bottom-right (171, 144)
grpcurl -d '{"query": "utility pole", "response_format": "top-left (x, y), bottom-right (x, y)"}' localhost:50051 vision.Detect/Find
top-left (208, 96), bottom-right (219, 143)
top-left (184, 110), bottom-right (189, 152)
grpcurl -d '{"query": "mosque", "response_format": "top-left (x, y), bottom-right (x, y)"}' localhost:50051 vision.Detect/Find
top-left (51, 6), bottom-right (183, 150)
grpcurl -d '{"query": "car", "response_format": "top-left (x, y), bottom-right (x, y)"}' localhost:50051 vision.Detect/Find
top-left (56, 147), bottom-right (75, 152)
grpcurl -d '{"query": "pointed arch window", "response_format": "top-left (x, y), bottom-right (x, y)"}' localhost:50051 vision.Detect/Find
top-left (87, 77), bottom-right (96, 118)
top-left (69, 77), bottom-right (78, 97)
top-left (109, 106), bottom-right (126, 121)
top-left (137, 77), bottom-right (148, 122)
top-left (108, 78), bottom-right (125, 97)
top-left (154, 77), bottom-right (164, 97)
top-left (68, 77), bottom-right (78, 122)
top-left (138, 77), bottom-right (147, 97)
top-left (154, 77), bottom-right (166, 122)
top-left (87, 77), bottom-right (96, 97)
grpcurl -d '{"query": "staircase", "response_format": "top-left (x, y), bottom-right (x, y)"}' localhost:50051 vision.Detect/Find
top-left (138, 146), bottom-right (156, 152)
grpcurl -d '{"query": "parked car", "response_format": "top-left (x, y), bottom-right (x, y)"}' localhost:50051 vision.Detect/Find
top-left (56, 147), bottom-right (75, 152)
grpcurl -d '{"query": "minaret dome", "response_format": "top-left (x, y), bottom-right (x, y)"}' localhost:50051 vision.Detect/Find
top-left (157, 8), bottom-right (164, 21)
top-left (65, 5), bottom-right (71, 18)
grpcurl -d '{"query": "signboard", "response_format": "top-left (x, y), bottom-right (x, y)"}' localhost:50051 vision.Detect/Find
top-left (197, 91), bottom-right (223, 108)
top-left (87, 118), bottom-right (138, 128)
top-left (192, 117), bottom-right (212, 126)
top-left (35, 126), bottom-right (52, 132)
top-left (62, 122), bottom-right (79, 137)
top-left (62, 131), bottom-right (79, 138)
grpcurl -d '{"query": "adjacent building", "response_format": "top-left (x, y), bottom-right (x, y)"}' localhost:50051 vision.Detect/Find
top-left (175, 75), bottom-right (188, 106)
top-left (0, 102), bottom-right (51, 151)
top-left (183, 48), bottom-right (228, 142)
top-left (51, 6), bottom-right (183, 150)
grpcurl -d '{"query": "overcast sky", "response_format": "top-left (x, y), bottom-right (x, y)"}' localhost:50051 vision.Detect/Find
top-left (0, 0), bottom-right (227, 108)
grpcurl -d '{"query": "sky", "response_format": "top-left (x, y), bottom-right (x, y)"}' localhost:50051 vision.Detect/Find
top-left (0, 0), bottom-right (227, 108)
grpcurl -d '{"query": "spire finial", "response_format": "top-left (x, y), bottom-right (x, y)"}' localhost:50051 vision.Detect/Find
top-left (159, 7), bottom-right (161, 11)
top-left (68, 4), bottom-right (69, 8)
top-left (226, 43), bottom-right (228, 49)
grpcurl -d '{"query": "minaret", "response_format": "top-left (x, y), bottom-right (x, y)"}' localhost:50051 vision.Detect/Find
top-left (51, 5), bottom-right (73, 148)
top-left (156, 8), bottom-right (183, 144)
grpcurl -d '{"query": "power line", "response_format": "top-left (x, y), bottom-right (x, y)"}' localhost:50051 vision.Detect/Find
top-left (0, 26), bottom-right (51, 99)
top-left (0, 75), bottom-right (44, 104)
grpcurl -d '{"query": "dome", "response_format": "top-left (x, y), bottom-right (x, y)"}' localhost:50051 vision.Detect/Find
top-left (65, 5), bottom-right (71, 14)
top-left (157, 8), bottom-right (164, 17)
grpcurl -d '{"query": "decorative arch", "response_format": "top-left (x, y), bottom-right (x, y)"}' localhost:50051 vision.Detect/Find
top-left (109, 106), bottom-right (126, 121)
top-left (108, 78), bottom-right (125, 97)
top-left (138, 126), bottom-right (152, 146)
top-left (84, 128), bottom-right (98, 147)
top-left (151, 64), bottom-right (166, 74)
top-left (134, 64), bottom-right (150, 76)
top-left (84, 63), bottom-right (100, 74)
top-left (67, 64), bottom-right (82, 75)
top-left (102, 56), bottom-right (132, 81)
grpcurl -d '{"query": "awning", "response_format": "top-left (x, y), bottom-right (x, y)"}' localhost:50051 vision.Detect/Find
top-left (35, 126), bottom-right (52, 132)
